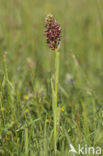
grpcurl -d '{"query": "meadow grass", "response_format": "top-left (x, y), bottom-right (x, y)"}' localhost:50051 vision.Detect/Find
top-left (0, 0), bottom-right (103, 155)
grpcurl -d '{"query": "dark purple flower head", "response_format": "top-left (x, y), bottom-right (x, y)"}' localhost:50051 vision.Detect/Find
top-left (44, 14), bottom-right (61, 50)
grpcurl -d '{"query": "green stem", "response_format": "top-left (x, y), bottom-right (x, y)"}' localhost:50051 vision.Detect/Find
top-left (55, 50), bottom-right (59, 108)
top-left (54, 49), bottom-right (59, 154)
top-left (25, 127), bottom-right (28, 156)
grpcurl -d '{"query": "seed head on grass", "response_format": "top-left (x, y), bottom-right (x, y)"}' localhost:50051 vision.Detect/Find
top-left (44, 14), bottom-right (61, 50)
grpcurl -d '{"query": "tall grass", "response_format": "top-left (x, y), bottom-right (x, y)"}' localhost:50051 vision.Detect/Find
top-left (0, 0), bottom-right (103, 155)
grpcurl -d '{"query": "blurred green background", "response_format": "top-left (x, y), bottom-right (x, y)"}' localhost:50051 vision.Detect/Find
top-left (0, 0), bottom-right (103, 98)
top-left (0, 0), bottom-right (103, 155)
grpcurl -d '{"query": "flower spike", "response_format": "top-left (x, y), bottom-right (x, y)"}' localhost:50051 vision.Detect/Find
top-left (44, 14), bottom-right (61, 50)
